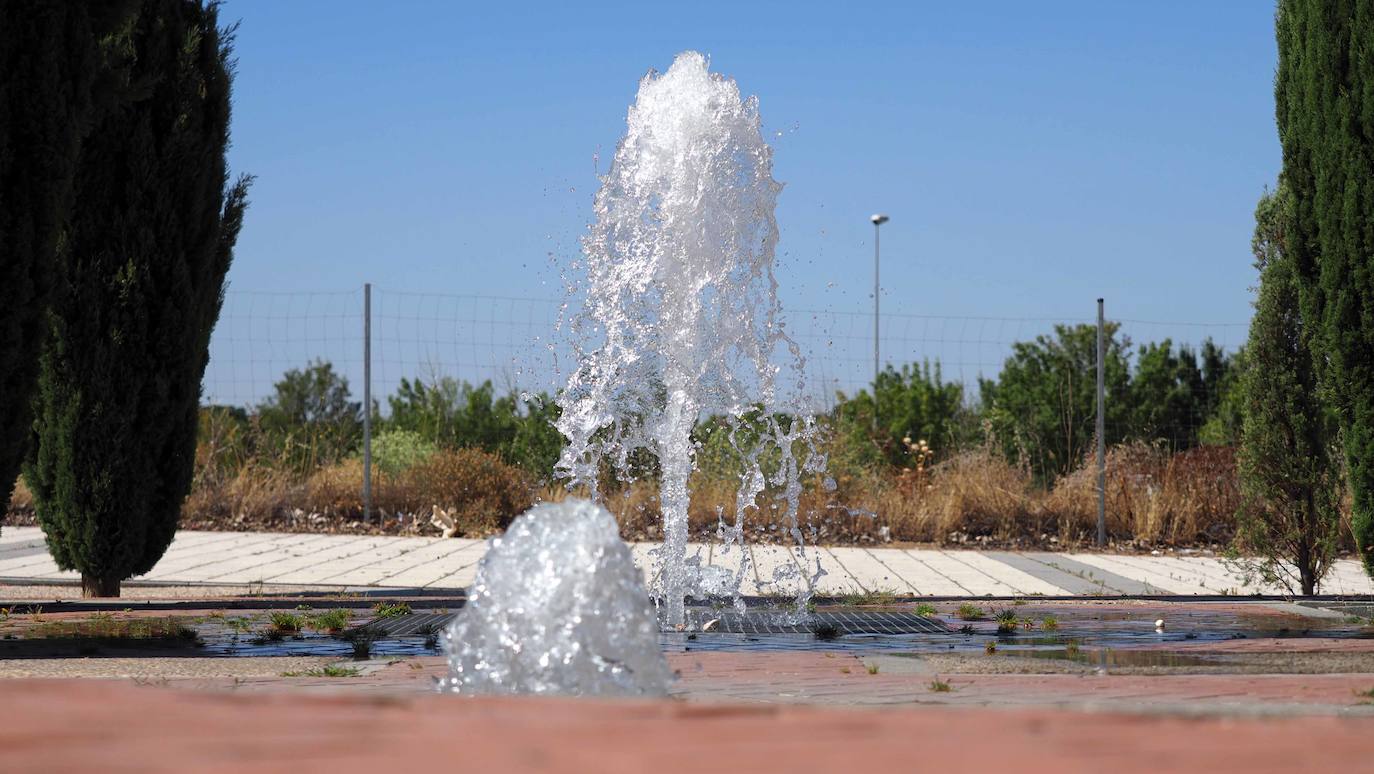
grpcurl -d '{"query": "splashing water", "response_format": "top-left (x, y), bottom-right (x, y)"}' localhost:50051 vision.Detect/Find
top-left (555, 52), bottom-right (826, 628)
top-left (441, 499), bottom-right (672, 696)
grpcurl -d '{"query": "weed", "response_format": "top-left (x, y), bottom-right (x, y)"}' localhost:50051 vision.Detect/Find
top-left (812, 623), bottom-right (841, 641)
top-left (865, 663), bottom-right (879, 675)
top-left (308, 609), bottom-right (351, 634)
top-left (372, 602), bottom-right (412, 619)
top-left (1041, 615), bottom-right (1059, 631)
top-left (1020, 618), bottom-right (1036, 631)
top-left (1065, 640), bottom-right (1080, 656)
top-left (839, 667), bottom-right (851, 674)
top-left (343, 629), bottom-right (379, 659)
top-left (29, 616), bottom-right (202, 648)
top-left (252, 628), bottom-right (285, 645)
top-left (928, 677), bottom-right (951, 692)
top-left (269, 612), bottom-right (303, 633)
top-left (282, 665), bottom-right (361, 678)
top-left (985, 641), bottom-right (997, 654)
top-left (994, 608), bottom-right (1018, 634)
top-left (958, 624), bottom-right (975, 635)
top-left (915, 603), bottom-right (937, 617)
top-left (1013, 599), bottom-right (1026, 606)
top-left (956, 604), bottom-right (985, 621)
top-left (839, 588), bottom-right (901, 606)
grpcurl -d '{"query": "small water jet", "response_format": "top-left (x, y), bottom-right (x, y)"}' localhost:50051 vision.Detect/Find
top-left (555, 51), bottom-right (826, 628)
top-left (440, 499), bottom-right (671, 696)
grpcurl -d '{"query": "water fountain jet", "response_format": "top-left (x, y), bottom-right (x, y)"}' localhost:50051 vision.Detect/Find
top-left (555, 51), bottom-right (825, 628)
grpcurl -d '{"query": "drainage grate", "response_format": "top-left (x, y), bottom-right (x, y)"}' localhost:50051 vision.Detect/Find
top-left (350, 609), bottom-right (951, 639)
top-left (690, 610), bottom-right (952, 635)
top-left (352, 612), bottom-right (453, 638)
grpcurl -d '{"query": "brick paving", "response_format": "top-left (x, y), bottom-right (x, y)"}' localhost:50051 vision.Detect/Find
top-left (6, 525), bottom-right (1373, 596)
top-left (0, 597), bottom-right (1371, 770)
top-left (3, 677), bottom-right (1372, 773)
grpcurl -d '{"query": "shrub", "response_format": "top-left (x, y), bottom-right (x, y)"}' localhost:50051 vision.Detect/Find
top-left (404, 449), bottom-right (533, 536)
top-left (369, 429), bottom-right (437, 477)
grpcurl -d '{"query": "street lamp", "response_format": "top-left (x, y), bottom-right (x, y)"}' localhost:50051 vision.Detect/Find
top-left (871, 213), bottom-right (889, 433)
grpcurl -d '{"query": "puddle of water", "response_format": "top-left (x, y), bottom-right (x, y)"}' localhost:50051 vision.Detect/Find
top-left (998, 647), bottom-right (1223, 668)
top-left (11, 603), bottom-right (1369, 659)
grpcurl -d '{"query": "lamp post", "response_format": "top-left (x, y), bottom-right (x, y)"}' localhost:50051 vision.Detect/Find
top-left (871, 213), bottom-right (889, 433)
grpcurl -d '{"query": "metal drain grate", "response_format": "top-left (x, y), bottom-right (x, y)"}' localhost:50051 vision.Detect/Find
top-left (352, 612), bottom-right (453, 638)
top-left (691, 610), bottom-right (951, 635)
top-left (350, 609), bottom-right (951, 639)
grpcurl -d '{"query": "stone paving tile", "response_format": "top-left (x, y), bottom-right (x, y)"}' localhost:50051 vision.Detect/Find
top-left (920, 550), bottom-right (1025, 595)
top-left (873, 549), bottom-right (972, 595)
top-left (948, 550), bottom-right (1071, 595)
top-left (816, 547), bottom-right (890, 594)
top-left (177, 533), bottom-right (342, 583)
top-left (1019, 552), bottom-right (1159, 594)
top-left (4, 526), bottom-right (1373, 598)
top-left (748, 544), bottom-right (808, 594)
top-left (1065, 553), bottom-right (1204, 594)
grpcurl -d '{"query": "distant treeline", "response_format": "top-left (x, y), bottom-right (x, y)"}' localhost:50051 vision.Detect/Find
top-left (203, 323), bottom-right (1241, 489)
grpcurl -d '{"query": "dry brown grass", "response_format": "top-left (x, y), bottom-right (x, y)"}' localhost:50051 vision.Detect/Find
top-left (8, 477), bottom-right (32, 510)
top-left (177, 448), bottom-right (533, 537)
top-left (5, 434), bottom-right (1247, 548)
top-left (622, 440), bottom-right (1245, 548)
top-left (1045, 443), bottom-right (1241, 545)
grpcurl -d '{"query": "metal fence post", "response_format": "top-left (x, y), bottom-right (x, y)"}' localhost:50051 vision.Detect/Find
top-left (1096, 297), bottom-right (1106, 548)
top-left (363, 283), bottom-right (373, 524)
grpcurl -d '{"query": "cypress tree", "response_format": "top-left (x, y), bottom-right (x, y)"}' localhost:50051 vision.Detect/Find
top-left (0, 2), bottom-right (133, 515)
top-left (26, 0), bottom-right (250, 597)
top-left (1276, 0), bottom-right (1374, 573)
top-left (1235, 186), bottom-right (1341, 595)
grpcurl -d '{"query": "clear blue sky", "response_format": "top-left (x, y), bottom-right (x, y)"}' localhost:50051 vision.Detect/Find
top-left (208, 1), bottom-right (1280, 403)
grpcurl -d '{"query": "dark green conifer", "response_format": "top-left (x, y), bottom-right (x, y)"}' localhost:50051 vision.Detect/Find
top-left (0, 2), bottom-right (133, 514)
top-left (1276, 0), bottom-right (1374, 573)
top-left (26, 0), bottom-right (250, 596)
top-left (1236, 186), bottom-right (1341, 595)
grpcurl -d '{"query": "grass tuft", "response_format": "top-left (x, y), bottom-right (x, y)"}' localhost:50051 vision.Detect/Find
top-left (308, 609), bottom-right (351, 634)
top-left (269, 612), bottom-right (304, 633)
top-left (282, 665), bottom-right (361, 678)
top-left (372, 602), bottom-right (412, 619)
top-left (956, 603), bottom-right (985, 621)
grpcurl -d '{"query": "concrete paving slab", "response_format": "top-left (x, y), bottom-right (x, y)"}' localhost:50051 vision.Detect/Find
top-left (1015, 552), bottom-right (1158, 595)
top-left (1065, 553), bottom-right (1202, 595)
top-left (874, 549), bottom-right (973, 595)
top-left (1, 526), bottom-right (1371, 599)
top-left (373, 544), bottom-right (488, 589)
top-left (952, 551), bottom-right (1073, 595)
top-left (917, 550), bottom-right (1025, 596)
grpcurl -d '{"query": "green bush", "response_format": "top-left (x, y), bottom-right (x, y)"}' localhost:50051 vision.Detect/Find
top-left (369, 429), bottom-right (436, 477)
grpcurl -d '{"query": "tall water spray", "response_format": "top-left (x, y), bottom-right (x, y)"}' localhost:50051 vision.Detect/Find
top-left (556, 52), bottom-right (825, 627)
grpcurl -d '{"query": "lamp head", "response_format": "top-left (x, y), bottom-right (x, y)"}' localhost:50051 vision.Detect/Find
top-left (870, 213), bottom-right (889, 225)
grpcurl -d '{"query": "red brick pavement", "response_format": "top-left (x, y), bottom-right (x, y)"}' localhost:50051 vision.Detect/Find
top-left (3, 678), bottom-right (1373, 774)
